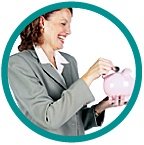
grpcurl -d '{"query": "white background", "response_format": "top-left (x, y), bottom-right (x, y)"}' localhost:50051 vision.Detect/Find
top-left (0, 0), bottom-right (144, 144)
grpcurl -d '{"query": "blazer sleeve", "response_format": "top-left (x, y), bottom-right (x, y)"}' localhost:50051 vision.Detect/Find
top-left (67, 54), bottom-right (105, 130)
top-left (8, 54), bottom-right (95, 130)
top-left (82, 105), bottom-right (105, 130)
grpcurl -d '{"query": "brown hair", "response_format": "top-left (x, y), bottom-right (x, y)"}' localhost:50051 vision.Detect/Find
top-left (18, 8), bottom-right (73, 52)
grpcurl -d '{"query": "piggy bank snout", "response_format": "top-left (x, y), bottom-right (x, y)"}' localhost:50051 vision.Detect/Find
top-left (103, 70), bottom-right (134, 96)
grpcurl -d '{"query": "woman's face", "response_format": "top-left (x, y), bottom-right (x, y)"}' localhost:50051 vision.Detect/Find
top-left (43, 9), bottom-right (72, 50)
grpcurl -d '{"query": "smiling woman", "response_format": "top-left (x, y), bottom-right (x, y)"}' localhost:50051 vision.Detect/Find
top-left (8, 8), bottom-right (127, 136)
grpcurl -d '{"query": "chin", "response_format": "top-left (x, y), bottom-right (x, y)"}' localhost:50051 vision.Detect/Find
top-left (56, 46), bottom-right (63, 50)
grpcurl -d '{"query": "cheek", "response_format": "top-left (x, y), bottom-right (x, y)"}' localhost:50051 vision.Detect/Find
top-left (45, 24), bottom-right (62, 42)
top-left (54, 24), bottom-right (64, 33)
top-left (45, 29), bottom-right (56, 41)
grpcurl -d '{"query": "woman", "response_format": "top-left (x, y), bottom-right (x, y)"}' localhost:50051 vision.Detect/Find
top-left (8, 8), bottom-right (126, 136)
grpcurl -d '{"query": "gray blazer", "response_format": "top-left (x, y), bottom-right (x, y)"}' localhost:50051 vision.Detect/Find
top-left (8, 49), bottom-right (104, 136)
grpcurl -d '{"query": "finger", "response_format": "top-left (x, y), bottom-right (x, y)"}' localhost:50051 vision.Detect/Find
top-left (102, 65), bottom-right (113, 71)
top-left (124, 101), bottom-right (128, 105)
top-left (99, 64), bottom-right (115, 76)
top-left (118, 96), bottom-right (121, 105)
top-left (96, 58), bottom-right (114, 68)
top-left (120, 95), bottom-right (128, 106)
top-left (119, 95), bottom-right (125, 106)
top-left (98, 58), bottom-right (120, 73)
top-left (113, 96), bottom-right (119, 106)
top-left (92, 59), bottom-right (114, 77)
top-left (99, 65), bottom-right (115, 76)
top-left (109, 96), bottom-right (115, 104)
top-left (98, 57), bottom-right (113, 64)
top-left (111, 101), bottom-right (117, 107)
top-left (98, 60), bottom-right (114, 69)
top-left (109, 96), bottom-right (117, 107)
top-left (100, 69), bottom-right (110, 76)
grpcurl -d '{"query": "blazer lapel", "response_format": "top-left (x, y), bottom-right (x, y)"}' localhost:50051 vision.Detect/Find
top-left (41, 63), bottom-right (67, 89)
top-left (61, 63), bottom-right (73, 88)
top-left (28, 49), bottom-right (67, 89)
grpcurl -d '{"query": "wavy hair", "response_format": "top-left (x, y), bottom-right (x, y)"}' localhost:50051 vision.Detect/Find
top-left (18, 8), bottom-right (73, 52)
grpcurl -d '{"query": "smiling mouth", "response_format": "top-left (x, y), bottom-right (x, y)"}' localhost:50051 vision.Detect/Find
top-left (58, 35), bottom-right (66, 44)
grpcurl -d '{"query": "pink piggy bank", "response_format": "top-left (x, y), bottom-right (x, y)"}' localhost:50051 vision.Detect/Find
top-left (103, 68), bottom-right (134, 99)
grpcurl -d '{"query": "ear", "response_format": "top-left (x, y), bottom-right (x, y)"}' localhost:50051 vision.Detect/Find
top-left (39, 16), bottom-right (45, 28)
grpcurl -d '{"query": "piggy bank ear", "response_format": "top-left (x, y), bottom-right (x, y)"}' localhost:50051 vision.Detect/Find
top-left (121, 68), bottom-right (132, 76)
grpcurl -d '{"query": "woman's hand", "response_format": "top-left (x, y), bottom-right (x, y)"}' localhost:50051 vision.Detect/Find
top-left (81, 58), bottom-right (114, 86)
top-left (95, 96), bottom-right (127, 115)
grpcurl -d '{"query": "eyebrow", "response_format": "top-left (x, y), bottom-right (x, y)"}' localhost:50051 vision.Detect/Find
top-left (60, 17), bottom-right (69, 22)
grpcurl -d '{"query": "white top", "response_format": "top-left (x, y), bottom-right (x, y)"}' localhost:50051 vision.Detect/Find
top-left (34, 46), bottom-right (69, 74)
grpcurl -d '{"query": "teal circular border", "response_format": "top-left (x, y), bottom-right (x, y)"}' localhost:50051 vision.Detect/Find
top-left (1, 1), bottom-right (142, 142)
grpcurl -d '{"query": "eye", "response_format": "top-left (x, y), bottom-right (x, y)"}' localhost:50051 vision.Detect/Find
top-left (61, 23), bottom-right (66, 26)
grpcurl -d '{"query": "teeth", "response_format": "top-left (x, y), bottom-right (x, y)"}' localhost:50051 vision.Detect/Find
top-left (58, 36), bottom-right (66, 40)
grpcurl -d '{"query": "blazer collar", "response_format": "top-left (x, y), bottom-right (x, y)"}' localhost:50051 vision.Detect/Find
top-left (34, 46), bottom-right (69, 74)
top-left (34, 46), bottom-right (69, 65)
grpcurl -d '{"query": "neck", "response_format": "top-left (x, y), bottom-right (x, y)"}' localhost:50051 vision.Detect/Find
top-left (40, 44), bottom-right (57, 68)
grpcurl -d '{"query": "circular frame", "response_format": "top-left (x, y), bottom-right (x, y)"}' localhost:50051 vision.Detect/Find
top-left (1, 1), bottom-right (142, 142)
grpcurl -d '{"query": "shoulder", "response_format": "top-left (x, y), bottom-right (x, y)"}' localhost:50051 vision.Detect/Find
top-left (9, 51), bottom-right (26, 64)
top-left (9, 50), bottom-right (37, 69)
top-left (9, 50), bottom-right (36, 63)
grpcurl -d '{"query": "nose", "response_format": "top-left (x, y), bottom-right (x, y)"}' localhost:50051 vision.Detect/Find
top-left (65, 25), bottom-right (71, 35)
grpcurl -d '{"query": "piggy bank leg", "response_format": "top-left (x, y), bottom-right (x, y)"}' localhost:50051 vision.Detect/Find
top-left (110, 96), bottom-right (127, 106)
